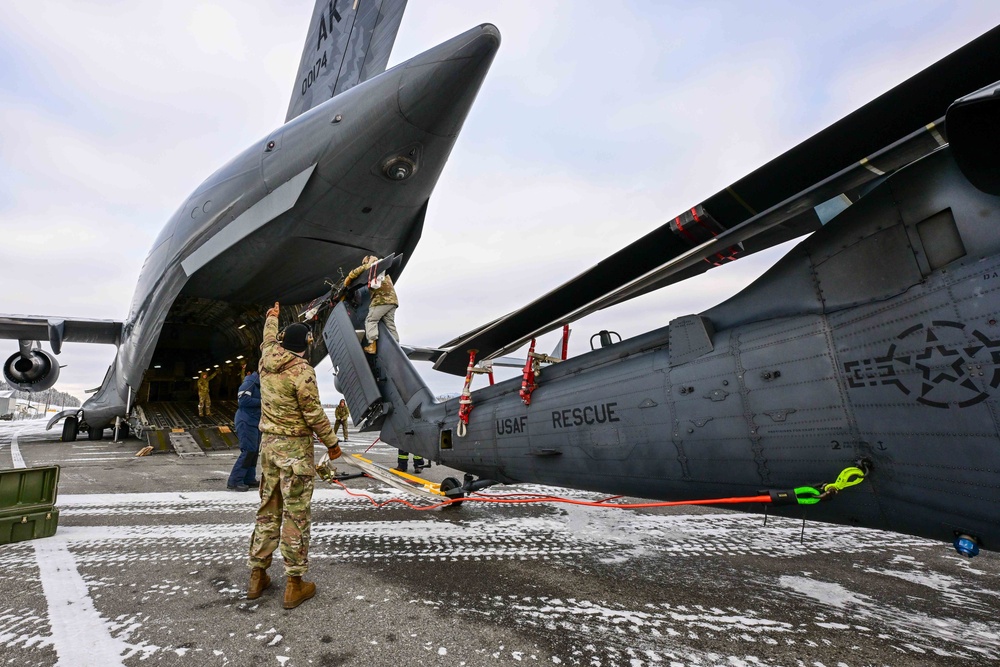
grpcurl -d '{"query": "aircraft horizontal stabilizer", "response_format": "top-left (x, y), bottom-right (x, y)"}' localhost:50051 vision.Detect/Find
top-left (0, 315), bottom-right (122, 354)
top-left (485, 355), bottom-right (529, 368)
top-left (399, 345), bottom-right (445, 363)
top-left (399, 345), bottom-right (523, 368)
top-left (432, 25), bottom-right (1000, 376)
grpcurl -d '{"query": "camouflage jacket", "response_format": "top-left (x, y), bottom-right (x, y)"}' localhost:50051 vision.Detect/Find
top-left (335, 404), bottom-right (349, 420)
top-left (196, 368), bottom-right (219, 395)
top-left (346, 259), bottom-right (398, 307)
top-left (258, 312), bottom-right (338, 447)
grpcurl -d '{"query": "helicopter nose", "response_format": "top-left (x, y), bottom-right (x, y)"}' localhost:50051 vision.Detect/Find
top-left (397, 24), bottom-right (501, 137)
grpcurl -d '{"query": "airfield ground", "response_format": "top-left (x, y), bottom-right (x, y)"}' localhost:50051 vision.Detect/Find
top-left (0, 417), bottom-right (997, 667)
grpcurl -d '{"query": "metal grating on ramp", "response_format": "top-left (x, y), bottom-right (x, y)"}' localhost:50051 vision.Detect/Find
top-left (169, 432), bottom-right (205, 457)
top-left (141, 401), bottom-right (237, 429)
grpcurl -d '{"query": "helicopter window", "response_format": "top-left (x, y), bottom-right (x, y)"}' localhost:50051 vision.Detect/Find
top-left (916, 208), bottom-right (965, 272)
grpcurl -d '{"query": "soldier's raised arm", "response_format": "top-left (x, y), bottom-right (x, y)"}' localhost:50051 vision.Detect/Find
top-left (262, 302), bottom-right (280, 348)
top-left (344, 257), bottom-right (377, 286)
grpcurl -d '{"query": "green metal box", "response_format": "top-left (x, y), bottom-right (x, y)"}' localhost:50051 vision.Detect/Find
top-left (0, 507), bottom-right (60, 544)
top-left (0, 466), bottom-right (60, 545)
top-left (0, 466), bottom-right (60, 512)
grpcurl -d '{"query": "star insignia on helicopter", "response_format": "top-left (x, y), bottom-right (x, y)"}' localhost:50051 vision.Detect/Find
top-left (843, 321), bottom-right (1000, 408)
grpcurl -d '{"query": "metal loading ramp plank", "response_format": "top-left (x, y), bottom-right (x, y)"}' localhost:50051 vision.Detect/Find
top-left (168, 432), bottom-right (205, 457)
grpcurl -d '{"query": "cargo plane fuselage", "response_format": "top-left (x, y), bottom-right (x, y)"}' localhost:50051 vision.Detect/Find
top-left (1, 13), bottom-right (500, 438)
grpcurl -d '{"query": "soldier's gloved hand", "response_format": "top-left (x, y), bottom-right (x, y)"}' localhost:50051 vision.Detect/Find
top-left (327, 443), bottom-right (343, 460)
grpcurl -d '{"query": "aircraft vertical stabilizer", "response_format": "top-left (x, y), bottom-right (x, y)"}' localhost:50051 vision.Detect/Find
top-left (286, 0), bottom-right (408, 122)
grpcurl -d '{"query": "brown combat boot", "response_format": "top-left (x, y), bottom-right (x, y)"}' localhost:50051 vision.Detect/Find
top-left (246, 567), bottom-right (271, 600)
top-left (363, 340), bottom-right (377, 354)
top-left (283, 576), bottom-right (316, 609)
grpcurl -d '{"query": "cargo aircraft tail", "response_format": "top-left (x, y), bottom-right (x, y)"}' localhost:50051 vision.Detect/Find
top-left (286, 0), bottom-right (408, 122)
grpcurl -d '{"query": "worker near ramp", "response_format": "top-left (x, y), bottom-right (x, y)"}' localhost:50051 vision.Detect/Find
top-left (247, 302), bottom-right (342, 609)
top-left (196, 368), bottom-right (220, 416)
top-left (227, 367), bottom-right (261, 492)
top-left (344, 255), bottom-right (399, 354)
top-left (334, 399), bottom-right (349, 441)
top-left (395, 449), bottom-right (428, 473)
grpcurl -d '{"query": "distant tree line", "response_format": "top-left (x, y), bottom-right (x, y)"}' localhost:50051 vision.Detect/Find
top-left (0, 381), bottom-right (81, 408)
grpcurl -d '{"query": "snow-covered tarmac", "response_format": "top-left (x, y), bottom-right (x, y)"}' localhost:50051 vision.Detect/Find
top-left (0, 418), bottom-right (997, 666)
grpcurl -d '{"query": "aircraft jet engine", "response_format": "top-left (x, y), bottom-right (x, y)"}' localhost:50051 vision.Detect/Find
top-left (4, 344), bottom-right (59, 392)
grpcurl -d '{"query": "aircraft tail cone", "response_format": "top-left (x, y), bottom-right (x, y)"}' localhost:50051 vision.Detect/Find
top-left (398, 24), bottom-right (501, 137)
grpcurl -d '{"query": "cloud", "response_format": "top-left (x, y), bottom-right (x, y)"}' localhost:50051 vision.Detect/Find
top-left (186, 4), bottom-right (250, 59)
top-left (2, 0), bottom-right (999, 407)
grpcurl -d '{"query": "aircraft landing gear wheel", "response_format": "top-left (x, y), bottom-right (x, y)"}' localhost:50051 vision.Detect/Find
top-left (88, 426), bottom-right (104, 441)
top-left (61, 416), bottom-right (78, 442)
top-left (440, 477), bottom-right (465, 507)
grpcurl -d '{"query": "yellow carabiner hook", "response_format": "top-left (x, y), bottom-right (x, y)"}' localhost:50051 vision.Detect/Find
top-left (823, 466), bottom-right (866, 494)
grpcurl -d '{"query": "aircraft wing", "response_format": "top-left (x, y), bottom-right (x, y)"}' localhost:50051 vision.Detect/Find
top-left (0, 315), bottom-right (122, 355)
top-left (286, 0), bottom-right (408, 122)
top-left (433, 25), bottom-right (1000, 376)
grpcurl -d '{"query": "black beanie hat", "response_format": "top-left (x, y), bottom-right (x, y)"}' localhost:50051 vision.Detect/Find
top-left (281, 323), bottom-right (310, 353)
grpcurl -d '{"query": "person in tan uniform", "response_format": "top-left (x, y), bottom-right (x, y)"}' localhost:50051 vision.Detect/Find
top-left (196, 368), bottom-right (220, 416)
top-left (344, 255), bottom-right (399, 354)
top-left (333, 399), bottom-right (349, 441)
top-left (246, 302), bottom-right (342, 609)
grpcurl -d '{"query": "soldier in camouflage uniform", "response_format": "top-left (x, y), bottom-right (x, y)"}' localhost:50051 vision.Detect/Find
top-left (196, 368), bottom-right (219, 416)
top-left (344, 255), bottom-right (399, 354)
top-left (246, 302), bottom-right (342, 609)
top-left (333, 399), bottom-right (349, 441)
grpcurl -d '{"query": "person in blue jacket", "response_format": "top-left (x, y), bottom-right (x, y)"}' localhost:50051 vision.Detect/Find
top-left (227, 369), bottom-right (262, 491)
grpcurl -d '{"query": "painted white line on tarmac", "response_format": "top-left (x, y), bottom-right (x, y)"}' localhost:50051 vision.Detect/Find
top-left (58, 488), bottom-right (349, 507)
top-left (65, 456), bottom-right (134, 461)
top-left (33, 539), bottom-right (128, 667)
top-left (10, 429), bottom-right (25, 468)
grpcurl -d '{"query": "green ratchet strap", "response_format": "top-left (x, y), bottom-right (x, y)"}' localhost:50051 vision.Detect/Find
top-left (794, 486), bottom-right (822, 505)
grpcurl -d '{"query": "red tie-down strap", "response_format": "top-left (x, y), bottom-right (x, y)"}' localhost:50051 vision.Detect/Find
top-left (367, 262), bottom-right (384, 289)
top-left (457, 350), bottom-right (477, 437)
top-left (519, 339), bottom-right (538, 406)
top-left (668, 205), bottom-right (743, 266)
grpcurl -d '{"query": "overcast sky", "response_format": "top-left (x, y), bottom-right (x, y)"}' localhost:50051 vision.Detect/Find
top-left (2, 0), bottom-right (999, 404)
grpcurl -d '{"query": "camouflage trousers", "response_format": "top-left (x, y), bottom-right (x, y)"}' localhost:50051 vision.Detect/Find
top-left (247, 434), bottom-right (315, 576)
top-left (333, 418), bottom-right (348, 440)
top-left (197, 390), bottom-right (211, 415)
